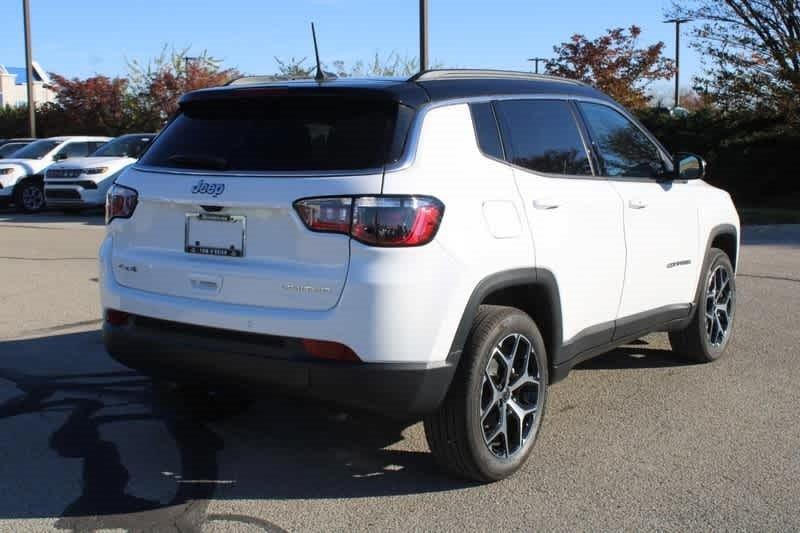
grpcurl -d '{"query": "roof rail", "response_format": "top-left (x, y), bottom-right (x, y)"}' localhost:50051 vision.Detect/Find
top-left (408, 69), bottom-right (585, 86)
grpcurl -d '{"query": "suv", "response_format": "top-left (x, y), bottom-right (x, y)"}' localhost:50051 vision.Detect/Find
top-left (0, 136), bottom-right (111, 212)
top-left (45, 133), bottom-right (155, 212)
top-left (101, 70), bottom-right (739, 482)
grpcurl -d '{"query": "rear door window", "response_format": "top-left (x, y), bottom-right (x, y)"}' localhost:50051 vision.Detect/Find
top-left (140, 95), bottom-right (411, 172)
top-left (494, 100), bottom-right (592, 176)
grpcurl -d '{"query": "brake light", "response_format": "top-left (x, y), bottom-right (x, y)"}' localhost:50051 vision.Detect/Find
top-left (293, 197), bottom-right (352, 233)
top-left (106, 184), bottom-right (138, 224)
top-left (294, 195), bottom-right (444, 247)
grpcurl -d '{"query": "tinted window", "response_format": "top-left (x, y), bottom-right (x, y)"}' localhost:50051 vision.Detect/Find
top-left (494, 100), bottom-right (592, 176)
top-left (58, 142), bottom-right (90, 159)
top-left (469, 103), bottom-right (503, 160)
top-left (92, 135), bottom-right (153, 158)
top-left (578, 103), bottom-right (669, 178)
top-left (140, 96), bottom-right (409, 172)
top-left (89, 141), bottom-right (108, 154)
top-left (11, 140), bottom-right (60, 159)
top-left (0, 142), bottom-right (29, 158)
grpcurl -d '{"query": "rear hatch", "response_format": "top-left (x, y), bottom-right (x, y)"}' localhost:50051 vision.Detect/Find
top-left (110, 85), bottom-right (418, 311)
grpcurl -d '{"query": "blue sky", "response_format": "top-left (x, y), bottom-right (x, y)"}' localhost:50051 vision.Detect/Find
top-left (4, 0), bottom-right (698, 98)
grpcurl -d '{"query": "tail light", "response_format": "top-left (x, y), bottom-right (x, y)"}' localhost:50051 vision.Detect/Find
top-left (106, 184), bottom-right (138, 224)
top-left (294, 195), bottom-right (444, 247)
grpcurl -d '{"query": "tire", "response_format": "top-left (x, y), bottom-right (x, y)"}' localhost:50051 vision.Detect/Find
top-left (669, 248), bottom-right (736, 363)
top-left (424, 305), bottom-right (548, 482)
top-left (14, 179), bottom-right (45, 213)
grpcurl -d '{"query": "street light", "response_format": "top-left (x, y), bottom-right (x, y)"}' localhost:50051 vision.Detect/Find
top-left (22, 0), bottom-right (35, 137)
top-left (663, 17), bottom-right (692, 109)
top-left (527, 57), bottom-right (548, 74)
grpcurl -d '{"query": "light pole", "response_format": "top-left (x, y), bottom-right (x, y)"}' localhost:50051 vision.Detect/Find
top-left (663, 17), bottom-right (691, 109)
top-left (527, 57), bottom-right (548, 74)
top-left (22, 0), bottom-right (36, 137)
top-left (419, 0), bottom-right (429, 72)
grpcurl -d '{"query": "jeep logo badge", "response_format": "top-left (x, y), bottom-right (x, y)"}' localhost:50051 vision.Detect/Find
top-left (191, 179), bottom-right (225, 197)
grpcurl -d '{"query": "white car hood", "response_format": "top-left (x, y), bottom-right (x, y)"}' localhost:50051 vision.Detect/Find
top-left (0, 158), bottom-right (52, 175)
top-left (47, 156), bottom-right (136, 173)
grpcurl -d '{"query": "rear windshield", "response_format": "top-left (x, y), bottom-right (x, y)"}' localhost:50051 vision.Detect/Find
top-left (139, 95), bottom-right (412, 172)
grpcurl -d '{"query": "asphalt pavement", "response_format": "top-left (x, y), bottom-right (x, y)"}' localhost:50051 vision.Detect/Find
top-left (0, 209), bottom-right (798, 531)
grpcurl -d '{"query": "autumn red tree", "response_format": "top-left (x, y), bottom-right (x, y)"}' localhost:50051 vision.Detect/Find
top-left (127, 46), bottom-right (240, 128)
top-left (48, 74), bottom-right (134, 135)
top-left (546, 26), bottom-right (675, 109)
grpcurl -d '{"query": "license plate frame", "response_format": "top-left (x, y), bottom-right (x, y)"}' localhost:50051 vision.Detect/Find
top-left (184, 213), bottom-right (246, 258)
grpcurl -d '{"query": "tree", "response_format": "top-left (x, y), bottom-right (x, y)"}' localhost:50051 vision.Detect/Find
top-left (669, 0), bottom-right (800, 121)
top-left (48, 74), bottom-right (133, 135)
top-left (127, 45), bottom-right (240, 127)
top-left (546, 26), bottom-right (675, 109)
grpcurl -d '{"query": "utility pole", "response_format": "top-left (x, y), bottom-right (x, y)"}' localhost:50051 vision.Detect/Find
top-left (22, 0), bottom-right (36, 137)
top-left (663, 18), bottom-right (691, 109)
top-left (419, 0), bottom-right (429, 72)
top-left (527, 57), bottom-right (548, 74)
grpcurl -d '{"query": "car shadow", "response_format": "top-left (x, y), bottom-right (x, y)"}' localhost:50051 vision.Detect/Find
top-left (574, 339), bottom-right (692, 371)
top-left (0, 330), bottom-right (471, 529)
top-left (0, 207), bottom-right (104, 227)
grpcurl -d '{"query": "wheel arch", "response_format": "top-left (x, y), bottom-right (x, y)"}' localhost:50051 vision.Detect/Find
top-left (690, 223), bottom-right (739, 310)
top-left (447, 268), bottom-right (563, 383)
top-left (709, 226), bottom-right (739, 273)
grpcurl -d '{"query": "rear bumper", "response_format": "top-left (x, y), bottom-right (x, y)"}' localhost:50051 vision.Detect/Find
top-left (104, 316), bottom-right (456, 417)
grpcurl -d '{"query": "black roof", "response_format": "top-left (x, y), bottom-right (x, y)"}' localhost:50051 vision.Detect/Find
top-left (181, 69), bottom-right (612, 109)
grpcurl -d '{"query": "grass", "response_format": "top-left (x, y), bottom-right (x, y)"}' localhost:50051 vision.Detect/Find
top-left (738, 207), bottom-right (800, 225)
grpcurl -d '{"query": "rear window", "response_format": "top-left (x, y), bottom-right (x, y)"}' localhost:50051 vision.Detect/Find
top-left (139, 95), bottom-right (412, 172)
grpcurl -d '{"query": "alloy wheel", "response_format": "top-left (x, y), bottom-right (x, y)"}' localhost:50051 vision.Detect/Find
top-left (706, 264), bottom-right (733, 347)
top-left (480, 333), bottom-right (541, 459)
top-left (22, 184), bottom-right (44, 212)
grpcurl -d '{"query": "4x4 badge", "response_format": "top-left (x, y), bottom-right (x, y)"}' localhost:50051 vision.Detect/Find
top-left (191, 179), bottom-right (225, 197)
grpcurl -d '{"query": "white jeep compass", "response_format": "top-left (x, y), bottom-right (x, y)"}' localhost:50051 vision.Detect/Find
top-left (45, 133), bottom-right (155, 212)
top-left (100, 70), bottom-right (740, 482)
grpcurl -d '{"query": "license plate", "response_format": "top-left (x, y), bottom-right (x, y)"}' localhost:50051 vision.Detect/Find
top-left (185, 214), bottom-right (246, 257)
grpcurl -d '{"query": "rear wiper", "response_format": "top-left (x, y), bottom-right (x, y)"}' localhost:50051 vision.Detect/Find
top-left (167, 154), bottom-right (228, 170)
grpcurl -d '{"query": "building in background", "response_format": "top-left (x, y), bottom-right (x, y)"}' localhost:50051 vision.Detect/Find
top-left (0, 61), bottom-right (56, 107)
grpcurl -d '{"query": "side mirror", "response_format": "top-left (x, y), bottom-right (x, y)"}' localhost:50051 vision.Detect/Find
top-left (54, 152), bottom-right (68, 161)
top-left (675, 153), bottom-right (706, 180)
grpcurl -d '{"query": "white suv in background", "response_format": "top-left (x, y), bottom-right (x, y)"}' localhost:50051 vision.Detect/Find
top-left (100, 70), bottom-right (740, 482)
top-left (0, 136), bottom-right (110, 212)
top-left (45, 133), bottom-right (155, 213)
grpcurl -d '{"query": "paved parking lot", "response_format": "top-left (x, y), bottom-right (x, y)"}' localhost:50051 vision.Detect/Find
top-left (1, 210), bottom-right (799, 531)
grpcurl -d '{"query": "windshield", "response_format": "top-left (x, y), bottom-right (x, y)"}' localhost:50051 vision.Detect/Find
top-left (0, 143), bottom-right (29, 158)
top-left (92, 135), bottom-right (154, 158)
top-left (11, 139), bottom-right (61, 160)
top-left (139, 95), bottom-right (410, 172)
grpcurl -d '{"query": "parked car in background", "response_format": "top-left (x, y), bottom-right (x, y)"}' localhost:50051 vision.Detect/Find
top-left (0, 136), bottom-right (110, 212)
top-left (45, 133), bottom-right (155, 213)
top-left (0, 140), bottom-right (34, 159)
